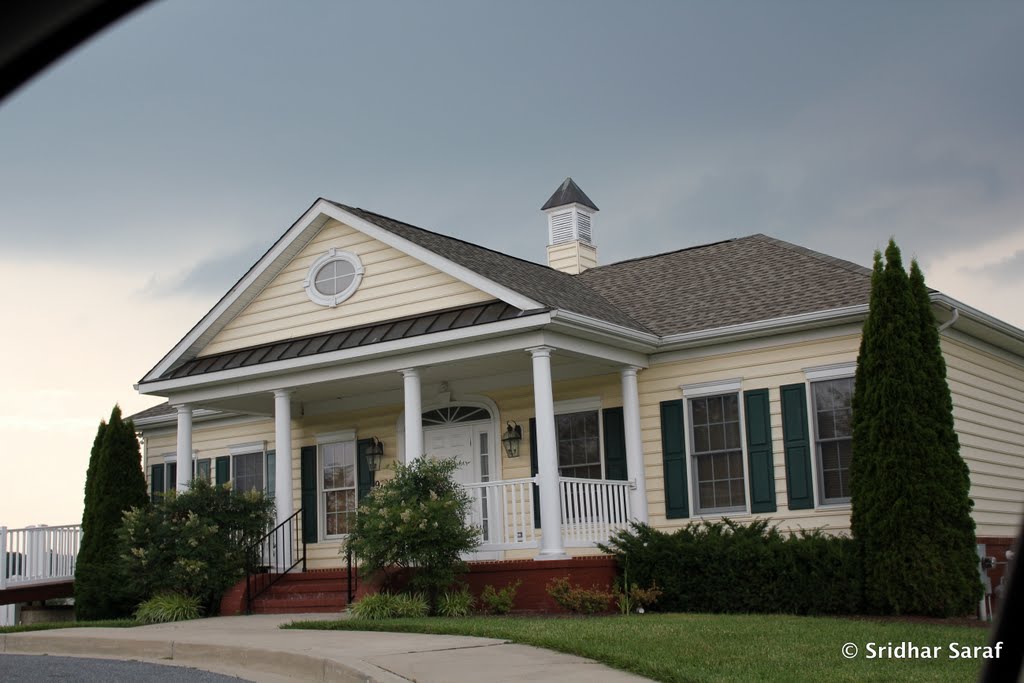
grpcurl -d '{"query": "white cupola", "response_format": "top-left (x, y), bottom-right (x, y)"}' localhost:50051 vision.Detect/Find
top-left (542, 177), bottom-right (599, 275)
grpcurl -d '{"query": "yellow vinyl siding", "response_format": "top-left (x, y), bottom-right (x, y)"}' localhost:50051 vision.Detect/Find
top-left (942, 336), bottom-right (1024, 538)
top-left (640, 334), bottom-right (862, 534)
top-left (200, 220), bottom-right (494, 356)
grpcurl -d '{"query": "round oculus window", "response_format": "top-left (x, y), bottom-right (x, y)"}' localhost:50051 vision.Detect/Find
top-left (303, 249), bottom-right (364, 307)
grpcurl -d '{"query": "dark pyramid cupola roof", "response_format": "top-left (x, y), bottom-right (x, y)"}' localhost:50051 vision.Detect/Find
top-left (541, 177), bottom-right (599, 212)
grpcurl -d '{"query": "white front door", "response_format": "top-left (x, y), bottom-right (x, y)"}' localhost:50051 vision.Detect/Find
top-left (423, 422), bottom-right (499, 560)
top-left (425, 424), bottom-right (476, 484)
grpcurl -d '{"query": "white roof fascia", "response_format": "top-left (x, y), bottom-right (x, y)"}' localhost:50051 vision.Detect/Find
top-left (142, 199), bottom-right (544, 384)
top-left (319, 202), bottom-right (542, 312)
top-left (142, 202), bottom-right (332, 382)
top-left (930, 292), bottom-right (1024, 358)
top-left (136, 312), bottom-right (551, 395)
top-left (657, 304), bottom-right (870, 352)
top-left (547, 309), bottom-right (659, 352)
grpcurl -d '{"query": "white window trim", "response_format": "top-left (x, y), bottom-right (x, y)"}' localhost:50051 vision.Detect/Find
top-left (803, 362), bottom-right (857, 382)
top-left (805, 374), bottom-right (856, 508)
top-left (681, 378), bottom-right (743, 399)
top-left (228, 441), bottom-right (267, 456)
top-left (316, 429), bottom-right (356, 445)
top-left (318, 433), bottom-right (358, 541)
top-left (303, 248), bottom-right (364, 308)
top-left (681, 380), bottom-right (751, 518)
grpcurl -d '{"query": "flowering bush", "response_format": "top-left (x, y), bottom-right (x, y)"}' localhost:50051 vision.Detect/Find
top-left (118, 478), bottom-right (274, 614)
top-left (344, 457), bottom-right (479, 611)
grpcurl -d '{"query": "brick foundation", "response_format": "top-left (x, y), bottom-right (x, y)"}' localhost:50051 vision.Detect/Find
top-left (353, 555), bottom-right (619, 614)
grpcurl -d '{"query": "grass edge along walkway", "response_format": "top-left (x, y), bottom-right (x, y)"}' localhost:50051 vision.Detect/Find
top-left (284, 613), bottom-right (992, 683)
top-left (0, 618), bottom-right (137, 634)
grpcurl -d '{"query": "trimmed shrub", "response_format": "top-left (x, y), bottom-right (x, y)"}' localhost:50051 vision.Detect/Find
top-left (479, 580), bottom-right (520, 615)
top-left (134, 593), bottom-right (203, 624)
top-left (600, 520), bottom-right (862, 615)
top-left (546, 577), bottom-right (613, 615)
top-left (118, 478), bottom-right (275, 615)
top-left (344, 457), bottom-right (479, 612)
top-left (438, 588), bottom-right (475, 617)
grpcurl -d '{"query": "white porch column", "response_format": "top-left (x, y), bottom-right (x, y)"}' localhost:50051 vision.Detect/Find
top-left (621, 366), bottom-right (649, 523)
top-left (274, 389), bottom-right (294, 526)
top-left (400, 368), bottom-right (423, 462)
top-left (528, 346), bottom-right (568, 560)
top-left (175, 405), bottom-right (193, 492)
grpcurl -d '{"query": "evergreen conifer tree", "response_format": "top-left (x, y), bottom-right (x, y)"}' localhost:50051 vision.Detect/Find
top-left (850, 240), bottom-right (981, 616)
top-left (75, 405), bottom-right (149, 619)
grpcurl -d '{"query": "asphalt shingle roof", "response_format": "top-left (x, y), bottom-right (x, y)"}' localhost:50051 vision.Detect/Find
top-left (330, 201), bottom-right (648, 332)
top-left (577, 234), bottom-right (873, 336)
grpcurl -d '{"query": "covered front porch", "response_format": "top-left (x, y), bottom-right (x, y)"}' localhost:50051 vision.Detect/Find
top-left (145, 323), bottom-right (651, 563)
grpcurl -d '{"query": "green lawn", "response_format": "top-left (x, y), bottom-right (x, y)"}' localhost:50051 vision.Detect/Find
top-left (284, 614), bottom-right (995, 683)
top-left (0, 619), bottom-right (137, 634)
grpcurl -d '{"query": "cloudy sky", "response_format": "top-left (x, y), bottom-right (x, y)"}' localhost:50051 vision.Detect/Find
top-left (1, 0), bottom-right (1022, 527)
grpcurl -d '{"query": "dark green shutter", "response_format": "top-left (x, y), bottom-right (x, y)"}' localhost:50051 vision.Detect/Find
top-left (266, 450), bottom-right (276, 498)
top-left (300, 445), bottom-right (318, 543)
top-left (529, 417), bottom-right (541, 528)
top-left (780, 383), bottom-right (814, 510)
top-left (150, 464), bottom-right (164, 499)
top-left (660, 399), bottom-right (689, 519)
top-left (743, 389), bottom-right (777, 513)
top-left (602, 407), bottom-right (628, 480)
top-left (166, 463), bottom-right (177, 491)
top-left (215, 456), bottom-right (230, 487)
top-left (356, 438), bottom-right (374, 502)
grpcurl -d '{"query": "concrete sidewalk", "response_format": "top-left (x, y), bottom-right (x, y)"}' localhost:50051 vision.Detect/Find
top-left (0, 614), bottom-right (651, 683)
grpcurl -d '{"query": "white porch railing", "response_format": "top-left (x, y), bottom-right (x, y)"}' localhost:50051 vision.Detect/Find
top-left (559, 476), bottom-right (632, 547)
top-left (0, 524), bottom-right (82, 590)
top-left (463, 477), bottom-right (539, 550)
top-left (462, 477), bottom-right (632, 552)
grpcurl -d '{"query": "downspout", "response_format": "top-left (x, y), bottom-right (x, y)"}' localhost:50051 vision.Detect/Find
top-left (938, 306), bottom-right (960, 333)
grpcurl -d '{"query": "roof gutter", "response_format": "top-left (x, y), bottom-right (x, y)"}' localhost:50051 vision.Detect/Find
top-left (930, 292), bottom-right (1024, 344)
top-left (547, 310), bottom-right (659, 351)
top-left (657, 304), bottom-right (870, 351)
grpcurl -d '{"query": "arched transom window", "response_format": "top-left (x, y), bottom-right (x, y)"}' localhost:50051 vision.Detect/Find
top-left (421, 406), bottom-right (490, 426)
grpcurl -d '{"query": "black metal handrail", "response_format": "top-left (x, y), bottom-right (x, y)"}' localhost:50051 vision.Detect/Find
top-left (245, 508), bottom-right (306, 614)
top-left (346, 545), bottom-right (357, 604)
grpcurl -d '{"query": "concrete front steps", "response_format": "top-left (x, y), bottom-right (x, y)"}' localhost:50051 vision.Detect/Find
top-left (220, 570), bottom-right (354, 615)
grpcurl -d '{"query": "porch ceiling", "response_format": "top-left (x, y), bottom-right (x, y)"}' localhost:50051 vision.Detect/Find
top-left (195, 347), bottom-right (626, 417)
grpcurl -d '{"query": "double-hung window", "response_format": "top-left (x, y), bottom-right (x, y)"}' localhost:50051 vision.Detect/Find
top-left (228, 442), bottom-right (274, 496)
top-left (689, 391), bottom-right (746, 514)
top-left (555, 410), bottom-right (602, 479)
top-left (321, 439), bottom-right (357, 537)
top-left (150, 455), bottom-right (177, 499)
top-left (812, 377), bottom-right (854, 504)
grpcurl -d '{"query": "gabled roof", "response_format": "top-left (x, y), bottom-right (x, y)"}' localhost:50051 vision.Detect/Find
top-left (540, 177), bottom-right (599, 212)
top-left (326, 202), bottom-right (645, 332)
top-left (139, 197), bottom-right (884, 388)
top-left (578, 234), bottom-right (873, 337)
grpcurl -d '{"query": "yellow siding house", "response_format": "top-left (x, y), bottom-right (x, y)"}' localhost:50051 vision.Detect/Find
top-left (132, 178), bottom-right (1024, 579)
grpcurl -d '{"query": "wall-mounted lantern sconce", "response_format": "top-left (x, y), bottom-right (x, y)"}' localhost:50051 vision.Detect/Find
top-left (367, 437), bottom-right (385, 472)
top-left (501, 421), bottom-right (523, 458)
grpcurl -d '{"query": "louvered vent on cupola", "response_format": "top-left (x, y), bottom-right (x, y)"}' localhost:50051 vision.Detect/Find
top-left (541, 177), bottom-right (599, 274)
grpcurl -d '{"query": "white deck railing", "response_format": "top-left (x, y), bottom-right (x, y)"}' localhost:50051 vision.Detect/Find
top-left (559, 476), bottom-right (631, 547)
top-left (462, 476), bottom-right (632, 551)
top-left (0, 524), bottom-right (82, 590)
top-left (463, 477), bottom-right (539, 550)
